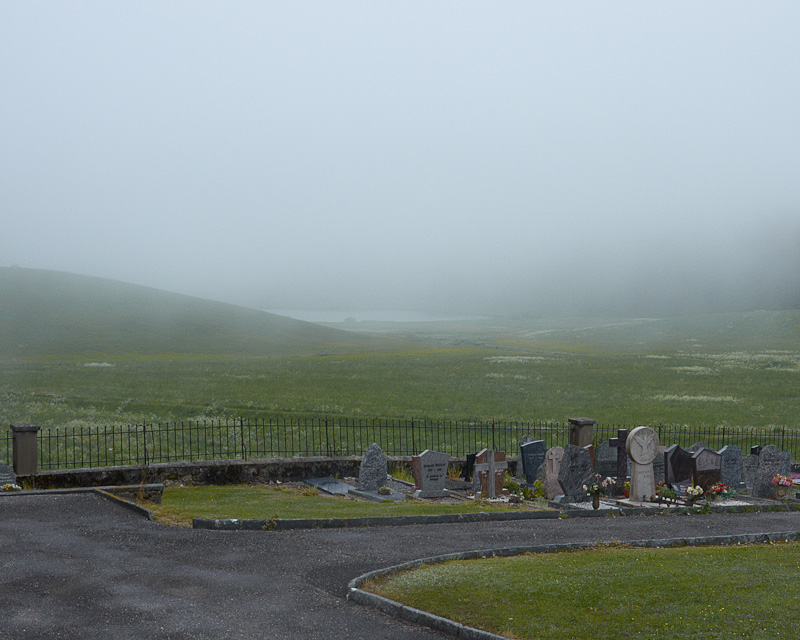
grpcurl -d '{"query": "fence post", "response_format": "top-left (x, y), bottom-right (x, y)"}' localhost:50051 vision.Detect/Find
top-left (10, 423), bottom-right (41, 476)
top-left (240, 418), bottom-right (247, 460)
top-left (142, 423), bottom-right (149, 466)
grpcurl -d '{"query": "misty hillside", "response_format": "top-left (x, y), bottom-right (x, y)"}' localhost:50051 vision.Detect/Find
top-left (0, 268), bottom-right (390, 357)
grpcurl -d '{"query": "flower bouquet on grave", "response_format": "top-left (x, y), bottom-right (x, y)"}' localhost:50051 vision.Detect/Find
top-left (685, 484), bottom-right (704, 506)
top-left (772, 474), bottom-right (792, 500)
top-left (583, 474), bottom-right (613, 509)
top-left (707, 482), bottom-right (735, 502)
top-left (651, 481), bottom-right (678, 505)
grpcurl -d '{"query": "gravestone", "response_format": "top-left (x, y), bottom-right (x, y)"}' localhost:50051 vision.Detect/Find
top-left (519, 440), bottom-right (547, 485)
top-left (687, 441), bottom-right (706, 453)
top-left (653, 445), bottom-right (666, 484)
top-left (474, 449), bottom-right (508, 499)
top-left (626, 426), bottom-right (659, 502)
top-left (463, 452), bottom-right (477, 482)
top-left (568, 417), bottom-right (595, 448)
top-left (719, 446), bottom-right (743, 488)
top-left (691, 447), bottom-right (722, 490)
top-left (306, 477), bottom-right (352, 495)
top-left (753, 445), bottom-right (791, 498)
top-left (750, 445), bottom-right (762, 456)
top-left (583, 444), bottom-right (595, 468)
top-left (516, 435), bottom-right (536, 480)
top-left (542, 446), bottom-right (565, 500)
top-left (608, 429), bottom-right (630, 495)
top-left (557, 444), bottom-right (595, 503)
top-left (742, 453), bottom-right (760, 492)
top-left (358, 443), bottom-right (388, 491)
top-left (665, 444), bottom-right (694, 485)
top-left (596, 441), bottom-right (617, 478)
top-left (0, 464), bottom-right (16, 486)
top-left (411, 450), bottom-right (450, 499)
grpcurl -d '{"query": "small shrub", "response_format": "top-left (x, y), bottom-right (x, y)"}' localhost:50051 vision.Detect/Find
top-left (503, 473), bottom-right (521, 495)
top-left (389, 465), bottom-right (414, 484)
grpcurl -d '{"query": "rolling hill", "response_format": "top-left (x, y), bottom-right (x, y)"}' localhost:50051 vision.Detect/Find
top-left (0, 267), bottom-right (393, 357)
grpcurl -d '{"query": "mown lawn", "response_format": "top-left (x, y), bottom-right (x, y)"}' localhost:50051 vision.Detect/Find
top-left (146, 484), bottom-right (551, 526)
top-left (364, 540), bottom-right (800, 640)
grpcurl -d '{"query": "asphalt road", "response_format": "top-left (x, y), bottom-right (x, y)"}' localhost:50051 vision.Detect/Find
top-left (2, 493), bottom-right (800, 639)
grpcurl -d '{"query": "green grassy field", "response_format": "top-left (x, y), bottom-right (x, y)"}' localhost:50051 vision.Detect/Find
top-left (2, 267), bottom-right (799, 432)
top-left (364, 541), bottom-right (800, 639)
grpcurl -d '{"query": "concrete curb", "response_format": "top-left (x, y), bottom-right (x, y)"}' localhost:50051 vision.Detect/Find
top-left (346, 529), bottom-right (800, 640)
top-left (190, 500), bottom-right (800, 530)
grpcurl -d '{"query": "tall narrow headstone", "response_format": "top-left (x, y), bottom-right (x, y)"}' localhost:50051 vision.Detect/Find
top-left (358, 443), bottom-right (388, 491)
top-left (653, 445), bottom-right (666, 484)
top-left (609, 429), bottom-right (630, 495)
top-left (557, 444), bottom-right (595, 503)
top-left (719, 446), bottom-right (743, 488)
top-left (519, 440), bottom-right (547, 485)
top-left (742, 453), bottom-right (759, 492)
top-left (626, 426), bottom-right (659, 502)
top-left (474, 449), bottom-right (508, 499)
top-left (542, 446), bottom-right (565, 500)
top-left (516, 435), bottom-right (536, 480)
top-left (691, 447), bottom-right (722, 490)
top-left (463, 452), bottom-right (477, 482)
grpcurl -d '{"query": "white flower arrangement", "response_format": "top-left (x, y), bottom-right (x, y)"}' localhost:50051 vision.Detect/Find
top-left (2, 483), bottom-right (22, 492)
top-left (686, 485), bottom-right (704, 498)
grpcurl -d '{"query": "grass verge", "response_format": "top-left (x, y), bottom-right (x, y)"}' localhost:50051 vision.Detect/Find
top-left (146, 484), bottom-right (551, 526)
top-left (364, 541), bottom-right (800, 639)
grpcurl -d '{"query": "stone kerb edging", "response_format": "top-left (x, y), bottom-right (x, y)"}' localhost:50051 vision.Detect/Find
top-left (346, 530), bottom-right (800, 640)
top-left (191, 501), bottom-right (800, 530)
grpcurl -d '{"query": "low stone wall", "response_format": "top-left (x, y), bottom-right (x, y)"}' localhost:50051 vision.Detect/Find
top-left (19, 456), bottom-right (393, 489)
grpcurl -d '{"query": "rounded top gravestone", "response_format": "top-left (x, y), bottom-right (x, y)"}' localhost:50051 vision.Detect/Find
top-left (626, 426), bottom-right (658, 465)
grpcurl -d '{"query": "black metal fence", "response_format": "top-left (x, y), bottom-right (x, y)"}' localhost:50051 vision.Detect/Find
top-left (1, 418), bottom-right (798, 471)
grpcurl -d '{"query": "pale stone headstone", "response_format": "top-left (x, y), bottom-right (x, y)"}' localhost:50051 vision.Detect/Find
top-left (753, 445), bottom-right (791, 498)
top-left (542, 446), bottom-right (565, 500)
top-left (557, 444), bottom-right (595, 503)
top-left (626, 426), bottom-right (659, 502)
top-left (411, 450), bottom-right (450, 499)
top-left (0, 464), bottom-right (16, 486)
top-left (691, 447), bottom-right (722, 490)
top-left (519, 440), bottom-right (546, 485)
top-left (358, 443), bottom-right (388, 491)
top-left (687, 441), bottom-right (706, 453)
top-left (719, 446), bottom-right (743, 488)
top-left (474, 449), bottom-right (508, 499)
top-left (516, 435), bottom-right (536, 480)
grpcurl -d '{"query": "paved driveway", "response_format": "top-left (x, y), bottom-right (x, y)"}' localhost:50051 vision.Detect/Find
top-left (2, 494), bottom-right (800, 639)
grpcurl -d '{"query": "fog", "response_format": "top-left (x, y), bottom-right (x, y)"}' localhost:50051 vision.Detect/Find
top-left (2, 3), bottom-right (799, 317)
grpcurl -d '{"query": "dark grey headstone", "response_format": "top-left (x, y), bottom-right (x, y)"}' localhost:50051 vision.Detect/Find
top-left (516, 435), bottom-right (536, 479)
top-left (358, 442), bottom-right (388, 491)
top-left (691, 447), bottom-right (722, 490)
top-left (596, 441), bottom-right (617, 478)
top-left (665, 445), bottom-right (694, 485)
top-left (653, 445), bottom-right (666, 484)
top-left (0, 464), bottom-right (16, 486)
top-left (306, 477), bottom-right (351, 495)
top-left (463, 452), bottom-right (477, 481)
top-left (753, 445), bottom-right (791, 498)
top-left (557, 444), bottom-right (595, 503)
top-left (520, 440), bottom-right (547, 485)
top-left (750, 445), bottom-right (762, 456)
top-left (719, 446), bottom-right (743, 488)
top-left (742, 454), bottom-right (759, 492)
top-left (412, 450), bottom-right (450, 499)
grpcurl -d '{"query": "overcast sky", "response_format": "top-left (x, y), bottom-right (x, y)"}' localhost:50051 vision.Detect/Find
top-left (2, 2), bottom-right (799, 316)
